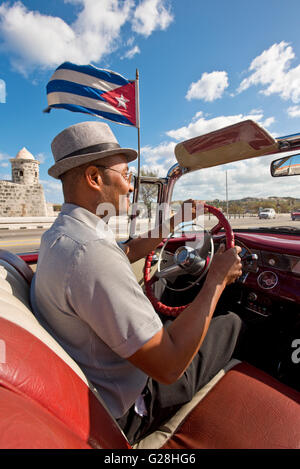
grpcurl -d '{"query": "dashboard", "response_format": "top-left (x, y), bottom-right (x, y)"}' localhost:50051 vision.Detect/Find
top-left (212, 232), bottom-right (300, 321)
top-left (234, 233), bottom-right (299, 301)
top-left (157, 230), bottom-right (300, 319)
top-left (151, 230), bottom-right (300, 391)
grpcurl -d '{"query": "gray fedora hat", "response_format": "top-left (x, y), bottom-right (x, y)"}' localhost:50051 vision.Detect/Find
top-left (48, 121), bottom-right (137, 179)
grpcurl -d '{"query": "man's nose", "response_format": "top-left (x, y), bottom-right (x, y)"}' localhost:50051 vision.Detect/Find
top-left (128, 181), bottom-right (134, 193)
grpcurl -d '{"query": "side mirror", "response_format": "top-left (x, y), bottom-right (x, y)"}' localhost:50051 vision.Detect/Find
top-left (271, 153), bottom-right (300, 177)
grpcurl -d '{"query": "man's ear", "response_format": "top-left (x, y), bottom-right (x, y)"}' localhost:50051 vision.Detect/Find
top-left (85, 165), bottom-right (101, 189)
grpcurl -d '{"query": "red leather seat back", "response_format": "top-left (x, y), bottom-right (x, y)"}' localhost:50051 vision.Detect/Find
top-left (0, 386), bottom-right (92, 449)
top-left (0, 249), bottom-right (34, 284)
top-left (0, 317), bottom-right (130, 449)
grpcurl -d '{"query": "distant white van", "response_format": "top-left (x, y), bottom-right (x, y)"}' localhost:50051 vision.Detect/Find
top-left (258, 208), bottom-right (276, 219)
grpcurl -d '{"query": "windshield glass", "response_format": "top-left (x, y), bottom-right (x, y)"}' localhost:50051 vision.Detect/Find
top-left (171, 153), bottom-right (300, 233)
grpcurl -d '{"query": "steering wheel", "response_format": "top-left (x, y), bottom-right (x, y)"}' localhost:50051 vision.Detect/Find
top-left (144, 204), bottom-right (234, 317)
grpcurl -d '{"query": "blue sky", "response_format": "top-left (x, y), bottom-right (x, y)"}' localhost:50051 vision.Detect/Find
top-left (1, 0), bottom-right (300, 204)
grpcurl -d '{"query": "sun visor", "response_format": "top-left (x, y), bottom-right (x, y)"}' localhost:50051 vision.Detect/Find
top-left (174, 120), bottom-right (278, 171)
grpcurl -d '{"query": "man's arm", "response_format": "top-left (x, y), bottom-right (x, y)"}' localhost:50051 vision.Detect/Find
top-left (128, 244), bottom-right (242, 384)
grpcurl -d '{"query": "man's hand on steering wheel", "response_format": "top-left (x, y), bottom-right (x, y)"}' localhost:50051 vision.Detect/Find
top-left (206, 243), bottom-right (243, 287)
top-left (170, 199), bottom-right (206, 229)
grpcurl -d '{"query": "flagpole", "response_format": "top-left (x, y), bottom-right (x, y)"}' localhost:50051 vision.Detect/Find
top-left (129, 69), bottom-right (141, 238)
top-left (135, 68), bottom-right (141, 198)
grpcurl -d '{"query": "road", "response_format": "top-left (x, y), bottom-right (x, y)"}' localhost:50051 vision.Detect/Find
top-left (204, 213), bottom-right (300, 230)
top-left (0, 214), bottom-right (299, 254)
top-left (0, 229), bottom-right (45, 254)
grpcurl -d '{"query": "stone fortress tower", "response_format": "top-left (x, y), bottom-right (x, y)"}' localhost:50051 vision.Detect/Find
top-left (0, 147), bottom-right (47, 216)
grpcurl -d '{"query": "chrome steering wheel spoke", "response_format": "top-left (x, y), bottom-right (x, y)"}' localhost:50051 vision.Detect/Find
top-left (157, 223), bottom-right (214, 292)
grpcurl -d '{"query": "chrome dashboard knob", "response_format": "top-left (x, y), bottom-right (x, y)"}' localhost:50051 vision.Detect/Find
top-left (247, 292), bottom-right (258, 302)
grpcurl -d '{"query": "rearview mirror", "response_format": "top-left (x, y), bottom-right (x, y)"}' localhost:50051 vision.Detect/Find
top-left (271, 153), bottom-right (300, 177)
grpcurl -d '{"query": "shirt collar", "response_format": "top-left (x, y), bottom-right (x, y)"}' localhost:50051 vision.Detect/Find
top-left (60, 203), bottom-right (116, 242)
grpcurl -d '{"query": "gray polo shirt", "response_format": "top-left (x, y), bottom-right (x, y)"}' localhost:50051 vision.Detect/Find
top-left (30, 203), bottom-right (162, 419)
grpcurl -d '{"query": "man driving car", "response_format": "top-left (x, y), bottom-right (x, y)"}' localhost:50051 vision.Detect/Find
top-left (30, 121), bottom-right (243, 445)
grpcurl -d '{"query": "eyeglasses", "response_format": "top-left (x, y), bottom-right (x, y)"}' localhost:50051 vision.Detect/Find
top-left (94, 165), bottom-right (133, 184)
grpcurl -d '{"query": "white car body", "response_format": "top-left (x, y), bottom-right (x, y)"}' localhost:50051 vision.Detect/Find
top-left (259, 208), bottom-right (276, 219)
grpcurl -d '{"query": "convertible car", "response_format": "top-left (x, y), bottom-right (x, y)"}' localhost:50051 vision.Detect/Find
top-left (0, 120), bottom-right (299, 449)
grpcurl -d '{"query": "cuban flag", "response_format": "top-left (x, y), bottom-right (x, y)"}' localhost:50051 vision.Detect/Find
top-left (45, 62), bottom-right (139, 127)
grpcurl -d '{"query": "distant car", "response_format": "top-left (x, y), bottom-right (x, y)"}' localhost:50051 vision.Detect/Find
top-left (291, 208), bottom-right (300, 221)
top-left (259, 208), bottom-right (276, 219)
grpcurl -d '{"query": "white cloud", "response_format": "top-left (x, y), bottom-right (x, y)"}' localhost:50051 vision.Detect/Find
top-left (40, 179), bottom-right (64, 203)
top-left (0, 173), bottom-right (11, 181)
top-left (165, 110), bottom-right (274, 141)
top-left (132, 0), bottom-right (173, 37)
top-left (0, 152), bottom-right (11, 181)
top-left (287, 105), bottom-right (300, 118)
top-left (0, 151), bottom-right (11, 162)
top-left (122, 45), bottom-right (140, 59)
top-left (0, 79), bottom-right (6, 103)
top-left (173, 153), bottom-right (300, 201)
top-left (0, 2), bottom-right (78, 74)
top-left (126, 36), bottom-right (135, 47)
top-left (35, 152), bottom-right (47, 164)
top-left (186, 71), bottom-right (229, 102)
top-left (0, 0), bottom-right (173, 75)
top-left (237, 41), bottom-right (300, 103)
top-left (140, 141), bottom-right (176, 176)
top-left (261, 116), bottom-right (275, 128)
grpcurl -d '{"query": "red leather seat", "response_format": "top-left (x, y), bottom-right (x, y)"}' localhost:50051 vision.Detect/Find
top-left (0, 249), bottom-right (34, 284)
top-left (0, 317), bottom-right (130, 449)
top-left (0, 387), bottom-right (91, 449)
top-left (162, 362), bottom-right (300, 449)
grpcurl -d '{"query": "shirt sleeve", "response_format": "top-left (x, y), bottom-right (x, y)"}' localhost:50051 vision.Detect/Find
top-left (66, 239), bottom-right (163, 358)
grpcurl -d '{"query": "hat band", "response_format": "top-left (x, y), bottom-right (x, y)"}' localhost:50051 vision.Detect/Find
top-left (59, 142), bottom-right (121, 162)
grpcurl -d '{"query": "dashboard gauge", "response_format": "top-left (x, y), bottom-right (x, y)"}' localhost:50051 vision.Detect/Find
top-left (261, 251), bottom-right (290, 271)
top-left (257, 271), bottom-right (278, 290)
top-left (291, 258), bottom-right (300, 275)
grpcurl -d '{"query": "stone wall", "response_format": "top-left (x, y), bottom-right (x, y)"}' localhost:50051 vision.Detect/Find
top-left (0, 181), bottom-right (47, 216)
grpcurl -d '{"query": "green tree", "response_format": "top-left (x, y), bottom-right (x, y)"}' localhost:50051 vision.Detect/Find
top-left (139, 168), bottom-right (159, 221)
